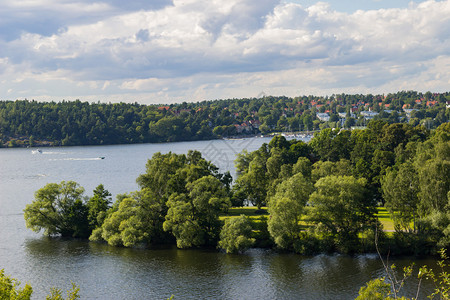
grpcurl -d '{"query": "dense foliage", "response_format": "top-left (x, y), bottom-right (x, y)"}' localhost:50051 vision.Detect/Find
top-left (2, 91), bottom-right (449, 147)
top-left (234, 121), bottom-right (449, 254)
top-left (23, 120), bottom-right (449, 255)
top-left (24, 181), bottom-right (92, 238)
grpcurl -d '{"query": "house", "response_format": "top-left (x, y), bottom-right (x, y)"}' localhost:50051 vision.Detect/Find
top-left (338, 112), bottom-right (356, 119)
top-left (360, 111), bottom-right (379, 120)
top-left (426, 100), bottom-right (437, 107)
top-left (249, 120), bottom-right (261, 128)
top-left (316, 113), bottom-right (330, 122)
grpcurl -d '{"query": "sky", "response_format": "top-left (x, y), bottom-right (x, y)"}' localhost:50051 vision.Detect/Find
top-left (0, 0), bottom-right (449, 104)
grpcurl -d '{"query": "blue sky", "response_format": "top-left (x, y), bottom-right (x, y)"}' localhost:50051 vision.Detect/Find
top-left (0, 0), bottom-right (449, 104)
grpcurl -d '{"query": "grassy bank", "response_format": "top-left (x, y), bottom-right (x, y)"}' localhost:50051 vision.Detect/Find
top-left (221, 206), bottom-right (396, 231)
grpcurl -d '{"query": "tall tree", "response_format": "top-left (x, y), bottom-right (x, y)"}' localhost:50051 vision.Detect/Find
top-left (382, 161), bottom-right (419, 232)
top-left (86, 184), bottom-right (111, 229)
top-left (163, 175), bottom-right (231, 248)
top-left (309, 175), bottom-right (374, 251)
top-left (267, 173), bottom-right (313, 251)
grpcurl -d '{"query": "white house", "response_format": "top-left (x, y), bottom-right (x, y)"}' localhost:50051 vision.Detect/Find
top-left (316, 113), bottom-right (330, 122)
top-left (360, 111), bottom-right (379, 120)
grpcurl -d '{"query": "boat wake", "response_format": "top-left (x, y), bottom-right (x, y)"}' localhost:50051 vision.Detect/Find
top-left (49, 157), bottom-right (105, 161)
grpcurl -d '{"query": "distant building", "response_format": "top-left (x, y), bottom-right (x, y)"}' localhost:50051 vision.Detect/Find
top-left (403, 109), bottom-right (418, 120)
top-left (316, 113), bottom-right (330, 122)
top-left (360, 111), bottom-right (379, 120)
top-left (338, 112), bottom-right (356, 119)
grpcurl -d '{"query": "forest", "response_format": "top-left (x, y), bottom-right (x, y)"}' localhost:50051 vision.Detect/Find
top-left (1, 90), bottom-right (449, 147)
top-left (23, 120), bottom-right (450, 256)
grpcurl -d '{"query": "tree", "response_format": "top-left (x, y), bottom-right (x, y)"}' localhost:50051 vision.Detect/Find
top-left (86, 184), bottom-right (111, 229)
top-left (234, 149), bottom-right (254, 176)
top-left (382, 161), bottom-right (419, 232)
top-left (23, 181), bottom-right (90, 238)
top-left (309, 176), bottom-right (374, 251)
top-left (218, 215), bottom-right (255, 254)
top-left (310, 159), bottom-right (352, 183)
top-left (91, 190), bottom-right (168, 247)
top-left (267, 173), bottom-right (313, 251)
top-left (417, 158), bottom-right (450, 215)
top-left (310, 128), bottom-right (352, 161)
top-left (136, 152), bottom-right (187, 199)
top-left (163, 175), bottom-right (231, 248)
top-left (0, 269), bottom-right (33, 300)
top-left (136, 150), bottom-right (225, 201)
top-left (234, 154), bottom-right (268, 209)
top-left (292, 157), bottom-right (312, 179)
top-left (288, 140), bottom-right (311, 163)
top-left (414, 133), bottom-right (450, 215)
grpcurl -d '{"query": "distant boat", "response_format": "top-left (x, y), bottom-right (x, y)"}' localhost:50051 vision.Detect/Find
top-left (99, 157), bottom-right (105, 159)
top-left (32, 149), bottom-right (42, 154)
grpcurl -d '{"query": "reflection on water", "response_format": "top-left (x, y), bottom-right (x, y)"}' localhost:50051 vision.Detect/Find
top-left (21, 237), bottom-right (437, 299)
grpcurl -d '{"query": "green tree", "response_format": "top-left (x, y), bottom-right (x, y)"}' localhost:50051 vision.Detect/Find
top-left (414, 133), bottom-right (450, 215)
top-left (310, 128), bottom-right (352, 161)
top-left (86, 184), bottom-right (111, 229)
top-left (0, 269), bottom-right (33, 300)
top-left (91, 190), bottom-right (168, 247)
top-left (163, 175), bottom-right (231, 248)
top-left (309, 176), bottom-right (374, 251)
top-left (234, 154), bottom-right (268, 209)
top-left (218, 215), bottom-right (255, 254)
top-left (310, 159), bottom-right (352, 183)
top-left (23, 181), bottom-right (89, 238)
top-left (267, 173), bottom-right (313, 251)
top-left (382, 161), bottom-right (419, 232)
top-left (292, 157), bottom-right (312, 179)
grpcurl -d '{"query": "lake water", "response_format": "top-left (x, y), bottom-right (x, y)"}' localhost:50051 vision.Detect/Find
top-left (0, 138), bottom-right (437, 299)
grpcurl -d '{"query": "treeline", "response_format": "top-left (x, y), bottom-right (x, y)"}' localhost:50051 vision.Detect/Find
top-left (1, 91), bottom-right (449, 147)
top-left (24, 121), bottom-right (449, 255)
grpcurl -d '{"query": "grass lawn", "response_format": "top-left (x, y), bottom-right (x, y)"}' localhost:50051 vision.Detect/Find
top-left (222, 206), bottom-right (396, 232)
top-left (376, 207), bottom-right (395, 232)
top-left (219, 207), bottom-right (268, 221)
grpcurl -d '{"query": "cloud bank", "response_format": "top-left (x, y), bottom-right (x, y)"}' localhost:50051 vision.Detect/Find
top-left (0, 0), bottom-right (449, 104)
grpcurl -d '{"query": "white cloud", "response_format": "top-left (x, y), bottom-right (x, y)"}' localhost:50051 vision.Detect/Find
top-left (0, 0), bottom-right (449, 103)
